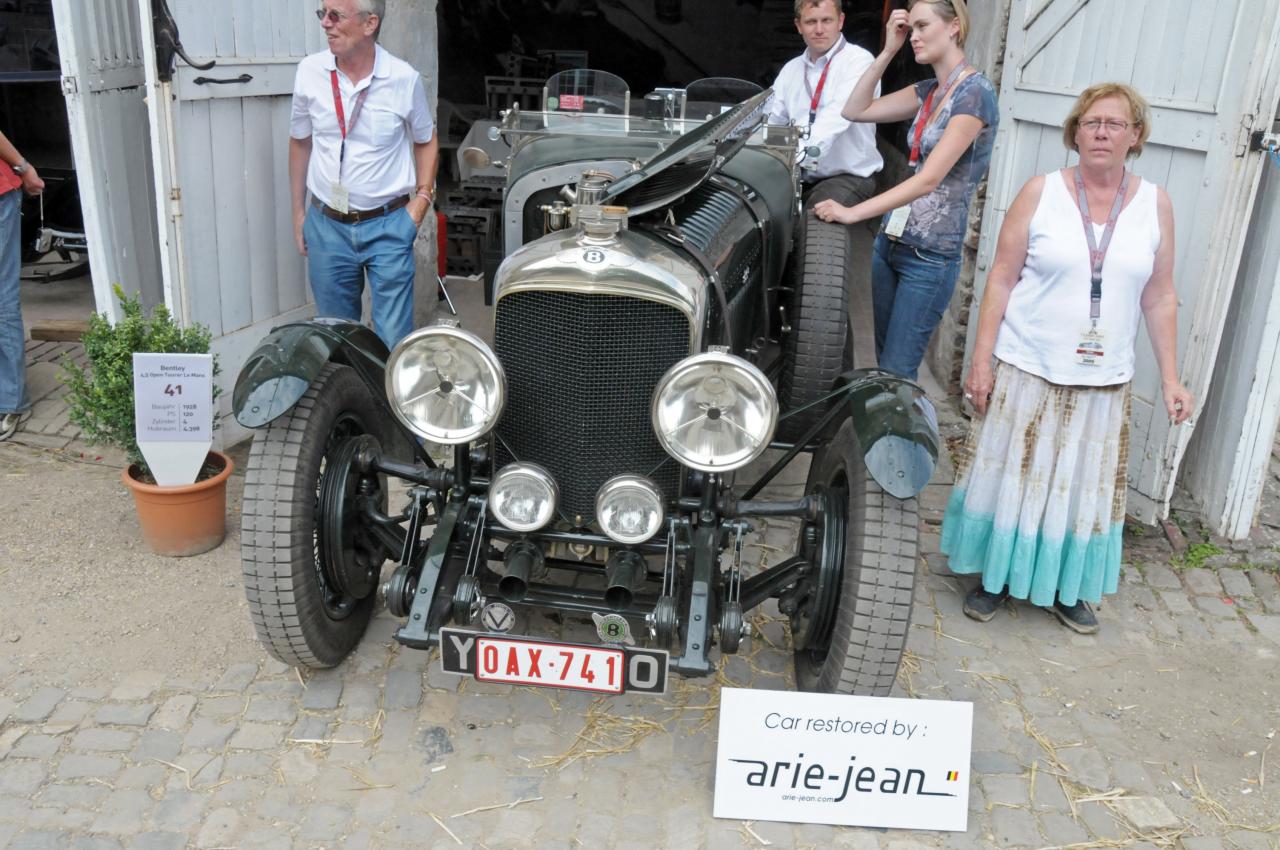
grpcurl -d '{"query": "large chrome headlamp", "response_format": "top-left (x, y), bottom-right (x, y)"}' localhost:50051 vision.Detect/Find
top-left (385, 326), bottom-right (506, 444)
top-left (489, 462), bottom-right (559, 532)
top-left (651, 351), bottom-right (777, 472)
top-left (596, 475), bottom-right (665, 545)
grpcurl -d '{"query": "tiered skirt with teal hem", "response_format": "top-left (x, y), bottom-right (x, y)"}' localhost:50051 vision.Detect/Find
top-left (940, 360), bottom-right (1131, 607)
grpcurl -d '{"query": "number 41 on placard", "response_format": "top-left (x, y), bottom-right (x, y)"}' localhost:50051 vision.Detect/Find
top-left (164, 384), bottom-right (183, 396)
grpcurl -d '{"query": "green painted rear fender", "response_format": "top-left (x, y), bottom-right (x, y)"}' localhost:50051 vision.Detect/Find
top-left (232, 320), bottom-right (390, 428)
top-left (829, 369), bottom-right (940, 500)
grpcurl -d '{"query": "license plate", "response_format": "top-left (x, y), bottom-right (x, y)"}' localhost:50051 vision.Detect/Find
top-left (439, 628), bottom-right (669, 695)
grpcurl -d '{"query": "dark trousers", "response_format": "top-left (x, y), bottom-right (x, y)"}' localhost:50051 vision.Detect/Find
top-left (800, 172), bottom-right (877, 212)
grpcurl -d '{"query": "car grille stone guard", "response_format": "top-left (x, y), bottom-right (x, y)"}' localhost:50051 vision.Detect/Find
top-left (493, 290), bottom-right (690, 526)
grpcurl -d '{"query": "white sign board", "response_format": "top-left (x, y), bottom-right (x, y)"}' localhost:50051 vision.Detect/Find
top-left (714, 688), bottom-right (973, 832)
top-left (133, 353), bottom-right (213, 486)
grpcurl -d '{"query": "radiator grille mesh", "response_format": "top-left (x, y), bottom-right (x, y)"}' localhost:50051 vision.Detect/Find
top-left (493, 290), bottom-right (690, 524)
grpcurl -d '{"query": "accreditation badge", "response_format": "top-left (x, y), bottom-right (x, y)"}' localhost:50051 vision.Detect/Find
top-left (330, 181), bottom-right (350, 214)
top-left (1075, 325), bottom-right (1105, 367)
top-left (885, 204), bottom-right (911, 238)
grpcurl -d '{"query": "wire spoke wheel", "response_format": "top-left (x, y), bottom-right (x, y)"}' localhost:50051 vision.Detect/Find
top-left (241, 364), bottom-right (388, 668)
top-left (792, 417), bottom-right (919, 696)
top-left (791, 484), bottom-right (847, 675)
top-left (317, 432), bottom-right (391, 619)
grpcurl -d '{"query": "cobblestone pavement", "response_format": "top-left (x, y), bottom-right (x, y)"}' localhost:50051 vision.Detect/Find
top-left (3, 365), bottom-right (1280, 848)
top-left (9, 342), bottom-right (111, 459)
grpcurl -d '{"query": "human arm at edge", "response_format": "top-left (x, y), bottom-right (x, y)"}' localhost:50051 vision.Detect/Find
top-left (841, 61), bottom-right (920, 124)
top-left (1140, 186), bottom-right (1193, 424)
top-left (407, 133), bottom-right (439, 226)
top-left (0, 130), bottom-right (43, 195)
top-left (289, 135), bottom-right (313, 256)
top-left (964, 174), bottom-right (1042, 415)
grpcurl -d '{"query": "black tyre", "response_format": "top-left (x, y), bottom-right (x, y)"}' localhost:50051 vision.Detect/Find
top-left (241, 363), bottom-right (386, 668)
top-left (777, 215), bottom-right (851, 441)
top-left (792, 417), bottom-right (918, 695)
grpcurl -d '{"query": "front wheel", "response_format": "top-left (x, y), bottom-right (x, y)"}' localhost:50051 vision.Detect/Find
top-left (241, 363), bottom-right (390, 668)
top-left (791, 417), bottom-right (918, 695)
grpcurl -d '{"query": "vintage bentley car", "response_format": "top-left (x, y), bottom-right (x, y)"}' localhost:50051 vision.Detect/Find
top-left (232, 72), bottom-right (938, 697)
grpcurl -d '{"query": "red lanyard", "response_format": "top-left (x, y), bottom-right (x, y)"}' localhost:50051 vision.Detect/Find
top-left (330, 69), bottom-right (369, 171)
top-left (908, 62), bottom-right (971, 168)
top-left (803, 38), bottom-right (845, 126)
top-left (1073, 168), bottom-right (1130, 323)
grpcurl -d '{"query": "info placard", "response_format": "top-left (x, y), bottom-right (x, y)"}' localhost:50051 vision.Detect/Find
top-left (133, 353), bottom-right (213, 486)
top-left (714, 688), bottom-right (972, 832)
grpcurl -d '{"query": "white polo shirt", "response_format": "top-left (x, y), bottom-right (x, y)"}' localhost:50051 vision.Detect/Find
top-left (290, 44), bottom-right (434, 211)
top-left (768, 37), bottom-right (882, 181)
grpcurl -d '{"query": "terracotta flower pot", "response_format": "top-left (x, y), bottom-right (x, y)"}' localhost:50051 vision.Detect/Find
top-left (121, 450), bottom-right (234, 557)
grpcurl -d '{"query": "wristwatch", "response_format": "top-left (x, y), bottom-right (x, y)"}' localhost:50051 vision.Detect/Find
top-left (11, 160), bottom-right (27, 176)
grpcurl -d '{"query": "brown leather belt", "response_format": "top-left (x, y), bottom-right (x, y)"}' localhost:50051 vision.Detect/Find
top-left (311, 194), bottom-right (410, 224)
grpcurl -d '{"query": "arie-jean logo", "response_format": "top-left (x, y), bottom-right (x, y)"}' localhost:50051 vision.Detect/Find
top-left (729, 753), bottom-right (959, 804)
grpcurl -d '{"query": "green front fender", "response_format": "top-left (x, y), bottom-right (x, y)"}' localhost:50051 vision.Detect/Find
top-left (232, 319), bottom-right (390, 428)
top-left (829, 369), bottom-right (940, 499)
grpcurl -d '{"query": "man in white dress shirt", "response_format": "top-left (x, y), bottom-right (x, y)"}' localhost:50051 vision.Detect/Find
top-left (769, 0), bottom-right (882, 211)
top-left (289, 0), bottom-right (438, 348)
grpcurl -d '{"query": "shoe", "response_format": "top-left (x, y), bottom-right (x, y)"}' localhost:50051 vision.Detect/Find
top-left (963, 586), bottom-right (1009, 622)
top-left (1051, 599), bottom-right (1099, 634)
top-left (0, 411), bottom-right (29, 442)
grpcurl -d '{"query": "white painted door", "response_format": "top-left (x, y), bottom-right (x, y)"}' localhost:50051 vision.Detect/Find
top-left (51, 0), bottom-right (164, 317)
top-left (969, 0), bottom-right (1280, 522)
top-left (138, 0), bottom-right (327, 442)
top-left (1181, 110), bottom-right (1280, 539)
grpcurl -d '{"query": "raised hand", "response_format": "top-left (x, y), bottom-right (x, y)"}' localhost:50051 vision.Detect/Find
top-left (885, 9), bottom-right (910, 55)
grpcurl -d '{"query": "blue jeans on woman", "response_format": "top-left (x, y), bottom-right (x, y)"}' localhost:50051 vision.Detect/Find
top-left (871, 232), bottom-right (962, 380)
top-left (0, 189), bottom-right (28, 416)
top-left (303, 203), bottom-right (417, 349)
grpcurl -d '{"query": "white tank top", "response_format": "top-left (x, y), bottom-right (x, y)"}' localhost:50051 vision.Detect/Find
top-left (994, 170), bottom-right (1160, 386)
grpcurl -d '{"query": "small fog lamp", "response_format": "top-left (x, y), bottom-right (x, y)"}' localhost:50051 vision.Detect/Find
top-left (489, 463), bottom-right (559, 532)
top-left (596, 475), bottom-right (665, 545)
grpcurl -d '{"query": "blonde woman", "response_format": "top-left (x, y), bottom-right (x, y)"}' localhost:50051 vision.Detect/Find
top-left (813, 0), bottom-right (997, 380)
top-left (941, 83), bottom-right (1194, 633)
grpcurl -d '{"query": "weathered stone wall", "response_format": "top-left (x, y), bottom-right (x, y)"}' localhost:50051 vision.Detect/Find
top-left (382, 0), bottom-right (441, 332)
top-left (382, 0), bottom-right (438, 108)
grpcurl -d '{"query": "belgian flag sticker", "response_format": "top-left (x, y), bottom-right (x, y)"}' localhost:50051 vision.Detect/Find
top-left (946, 771), bottom-right (960, 781)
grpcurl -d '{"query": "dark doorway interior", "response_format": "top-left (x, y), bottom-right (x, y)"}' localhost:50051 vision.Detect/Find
top-left (437, 0), bottom-right (927, 117)
top-left (0, 0), bottom-right (82, 266)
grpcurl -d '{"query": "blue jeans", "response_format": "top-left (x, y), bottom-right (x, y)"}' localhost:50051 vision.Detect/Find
top-left (871, 232), bottom-right (961, 380)
top-left (303, 203), bottom-right (416, 349)
top-left (0, 189), bottom-right (27, 415)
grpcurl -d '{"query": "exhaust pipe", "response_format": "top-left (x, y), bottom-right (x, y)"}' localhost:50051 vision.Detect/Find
top-left (604, 551), bottom-right (646, 611)
top-left (499, 543), bottom-right (541, 602)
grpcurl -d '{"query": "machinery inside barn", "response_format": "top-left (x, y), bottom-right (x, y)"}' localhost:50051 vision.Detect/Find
top-left (431, 0), bottom-right (924, 281)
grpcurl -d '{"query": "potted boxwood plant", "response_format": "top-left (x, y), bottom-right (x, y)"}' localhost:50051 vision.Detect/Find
top-left (61, 285), bottom-right (232, 556)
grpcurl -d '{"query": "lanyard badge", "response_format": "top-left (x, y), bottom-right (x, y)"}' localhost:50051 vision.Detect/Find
top-left (1072, 168), bottom-right (1129, 366)
top-left (908, 62), bottom-right (971, 168)
top-left (329, 70), bottom-right (370, 213)
top-left (886, 63), bottom-right (972, 239)
top-left (803, 38), bottom-right (845, 128)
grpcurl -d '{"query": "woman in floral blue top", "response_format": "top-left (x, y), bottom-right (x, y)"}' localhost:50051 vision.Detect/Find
top-left (814, 0), bottom-right (998, 380)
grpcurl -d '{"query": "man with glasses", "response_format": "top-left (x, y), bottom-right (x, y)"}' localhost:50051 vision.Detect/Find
top-left (289, 0), bottom-right (438, 348)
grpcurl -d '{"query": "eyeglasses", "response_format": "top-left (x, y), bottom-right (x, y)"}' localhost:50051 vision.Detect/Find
top-left (315, 7), bottom-right (370, 24)
top-left (1079, 119), bottom-right (1134, 133)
